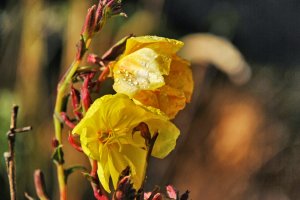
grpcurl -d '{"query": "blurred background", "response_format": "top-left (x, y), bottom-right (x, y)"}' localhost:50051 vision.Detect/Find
top-left (0, 0), bottom-right (300, 199)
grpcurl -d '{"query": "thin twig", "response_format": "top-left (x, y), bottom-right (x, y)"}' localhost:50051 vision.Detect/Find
top-left (14, 126), bottom-right (32, 133)
top-left (4, 105), bottom-right (18, 200)
top-left (4, 105), bottom-right (32, 200)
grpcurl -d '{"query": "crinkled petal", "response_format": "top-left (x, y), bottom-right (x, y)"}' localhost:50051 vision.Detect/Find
top-left (165, 56), bottom-right (193, 102)
top-left (124, 36), bottom-right (184, 55)
top-left (113, 48), bottom-right (170, 97)
top-left (99, 94), bottom-right (155, 131)
top-left (134, 85), bottom-right (186, 119)
top-left (133, 57), bottom-right (193, 119)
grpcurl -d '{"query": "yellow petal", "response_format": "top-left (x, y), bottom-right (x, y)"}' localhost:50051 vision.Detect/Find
top-left (72, 116), bottom-right (100, 161)
top-left (165, 56), bottom-right (193, 102)
top-left (144, 117), bottom-right (180, 158)
top-left (123, 36), bottom-right (184, 56)
top-left (113, 48), bottom-right (170, 97)
top-left (134, 86), bottom-right (186, 119)
top-left (133, 57), bottom-right (193, 119)
top-left (100, 94), bottom-right (155, 131)
top-left (97, 159), bottom-right (111, 193)
top-left (108, 144), bottom-right (147, 190)
top-left (78, 127), bottom-right (100, 161)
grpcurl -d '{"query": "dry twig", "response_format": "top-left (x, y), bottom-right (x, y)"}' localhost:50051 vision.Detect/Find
top-left (3, 105), bottom-right (32, 200)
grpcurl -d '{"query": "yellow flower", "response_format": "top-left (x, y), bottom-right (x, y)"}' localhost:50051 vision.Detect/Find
top-left (110, 36), bottom-right (194, 119)
top-left (72, 94), bottom-right (179, 192)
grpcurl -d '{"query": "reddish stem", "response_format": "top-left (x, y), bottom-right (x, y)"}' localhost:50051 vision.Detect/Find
top-left (90, 160), bottom-right (109, 200)
top-left (70, 86), bottom-right (83, 119)
top-left (98, 66), bottom-right (110, 82)
top-left (60, 112), bottom-right (76, 129)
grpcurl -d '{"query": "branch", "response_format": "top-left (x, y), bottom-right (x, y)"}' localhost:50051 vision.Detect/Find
top-left (4, 105), bottom-right (18, 200)
top-left (3, 105), bottom-right (32, 200)
top-left (52, 1), bottom-right (126, 199)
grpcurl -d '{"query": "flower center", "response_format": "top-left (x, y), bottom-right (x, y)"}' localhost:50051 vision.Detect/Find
top-left (98, 130), bottom-right (112, 143)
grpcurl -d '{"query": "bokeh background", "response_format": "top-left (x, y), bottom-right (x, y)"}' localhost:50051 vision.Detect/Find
top-left (0, 0), bottom-right (300, 199)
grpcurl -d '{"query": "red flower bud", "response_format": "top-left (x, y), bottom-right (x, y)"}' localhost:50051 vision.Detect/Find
top-left (81, 75), bottom-right (92, 111)
top-left (166, 185), bottom-right (177, 199)
top-left (81, 5), bottom-right (97, 38)
top-left (70, 86), bottom-right (82, 119)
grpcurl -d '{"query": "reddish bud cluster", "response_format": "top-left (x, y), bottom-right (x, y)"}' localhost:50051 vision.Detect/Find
top-left (81, 0), bottom-right (126, 39)
top-left (81, 5), bottom-right (96, 37)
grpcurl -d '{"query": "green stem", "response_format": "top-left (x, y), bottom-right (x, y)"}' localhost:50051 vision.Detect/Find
top-left (53, 38), bottom-right (91, 200)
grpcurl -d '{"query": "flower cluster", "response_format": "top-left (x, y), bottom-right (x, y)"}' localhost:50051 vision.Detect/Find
top-left (72, 35), bottom-right (194, 195)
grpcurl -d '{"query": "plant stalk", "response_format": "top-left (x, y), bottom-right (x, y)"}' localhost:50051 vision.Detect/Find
top-left (53, 39), bottom-right (91, 200)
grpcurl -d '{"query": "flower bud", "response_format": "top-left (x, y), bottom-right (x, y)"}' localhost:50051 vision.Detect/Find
top-left (166, 185), bottom-right (177, 199)
top-left (81, 5), bottom-right (97, 39)
top-left (81, 75), bottom-right (92, 112)
top-left (70, 86), bottom-right (83, 119)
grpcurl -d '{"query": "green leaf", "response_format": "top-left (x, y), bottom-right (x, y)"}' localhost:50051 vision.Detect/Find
top-left (51, 145), bottom-right (64, 164)
top-left (64, 165), bottom-right (87, 182)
